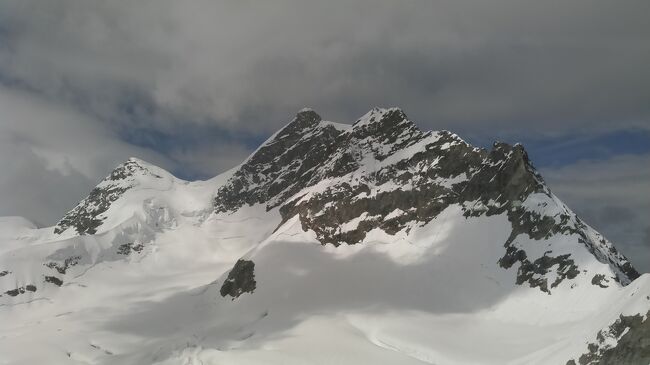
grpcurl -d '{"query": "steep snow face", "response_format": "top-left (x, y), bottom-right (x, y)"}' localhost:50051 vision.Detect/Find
top-left (0, 108), bottom-right (648, 365)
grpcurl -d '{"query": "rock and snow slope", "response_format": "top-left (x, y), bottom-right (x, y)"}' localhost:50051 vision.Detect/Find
top-left (0, 108), bottom-right (648, 364)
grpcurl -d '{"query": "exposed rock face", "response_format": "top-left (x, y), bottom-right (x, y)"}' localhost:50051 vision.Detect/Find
top-left (215, 109), bottom-right (355, 212)
top-left (53, 185), bottom-right (128, 235)
top-left (220, 259), bottom-right (257, 299)
top-left (2, 285), bottom-right (36, 297)
top-left (591, 274), bottom-right (610, 288)
top-left (461, 143), bottom-right (542, 213)
top-left (44, 276), bottom-right (63, 287)
top-left (567, 311), bottom-right (650, 365)
top-left (117, 242), bottom-right (145, 256)
top-left (213, 108), bottom-right (639, 293)
top-left (45, 256), bottom-right (81, 275)
top-left (53, 159), bottom-right (161, 235)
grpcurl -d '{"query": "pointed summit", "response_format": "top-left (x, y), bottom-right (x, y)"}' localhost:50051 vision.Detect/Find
top-left (349, 107), bottom-right (423, 160)
top-left (276, 108), bottom-right (322, 138)
top-left (296, 107), bottom-right (320, 118)
top-left (108, 158), bottom-right (149, 181)
top-left (53, 158), bottom-right (167, 235)
top-left (353, 107), bottom-right (403, 125)
top-left (352, 107), bottom-right (418, 137)
top-left (214, 108), bottom-right (344, 212)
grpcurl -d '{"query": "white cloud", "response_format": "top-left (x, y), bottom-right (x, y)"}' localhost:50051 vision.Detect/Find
top-left (0, 86), bottom-right (171, 225)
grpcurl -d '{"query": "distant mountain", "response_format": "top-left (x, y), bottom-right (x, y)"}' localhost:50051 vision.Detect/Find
top-left (1, 108), bottom-right (648, 364)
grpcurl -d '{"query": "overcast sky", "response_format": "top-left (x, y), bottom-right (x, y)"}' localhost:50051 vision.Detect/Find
top-left (0, 0), bottom-right (648, 271)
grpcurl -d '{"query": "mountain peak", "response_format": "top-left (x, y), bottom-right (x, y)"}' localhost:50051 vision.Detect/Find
top-left (53, 158), bottom-right (168, 235)
top-left (108, 158), bottom-right (149, 181)
top-left (349, 107), bottom-right (418, 143)
top-left (281, 108), bottom-right (322, 134)
top-left (215, 108), bottom-right (638, 289)
top-left (3, 107), bottom-right (648, 365)
top-left (297, 106), bottom-right (318, 114)
top-left (352, 107), bottom-right (408, 128)
top-left (125, 156), bottom-right (150, 166)
top-left (287, 106), bottom-right (412, 136)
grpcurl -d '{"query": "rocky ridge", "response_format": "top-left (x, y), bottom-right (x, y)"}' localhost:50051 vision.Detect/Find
top-left (567, 309), bottom-right (650, 364)
top-left (214, 108), bottom-right (638, 293)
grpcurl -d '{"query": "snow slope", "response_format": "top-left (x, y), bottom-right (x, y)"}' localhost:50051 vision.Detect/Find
top-left (0, 108), bottom-right (648, 365)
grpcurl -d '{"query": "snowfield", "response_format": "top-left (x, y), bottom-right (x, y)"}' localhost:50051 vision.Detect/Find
top-left (1, 108), bottom-right (648, 364)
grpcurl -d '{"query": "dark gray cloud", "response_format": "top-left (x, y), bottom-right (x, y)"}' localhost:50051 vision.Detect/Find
top-left (0, 0), bottom-right (648, 136)
top-left (0, 1), bottom-right (647, 272)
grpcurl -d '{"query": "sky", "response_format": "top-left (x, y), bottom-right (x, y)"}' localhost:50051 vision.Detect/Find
top-left (0, 0), bottom-right (648, 271)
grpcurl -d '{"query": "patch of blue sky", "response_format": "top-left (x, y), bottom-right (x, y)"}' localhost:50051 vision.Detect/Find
top-left (118, 122), bottom-right (264, 180)
top-left (467, 128), bottom-right (650, 168)
top-left (521, 128), bottom-right (650, 168)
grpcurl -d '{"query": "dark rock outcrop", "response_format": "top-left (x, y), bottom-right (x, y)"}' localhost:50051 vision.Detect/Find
top-left (591, 274), bottom-right (610, 288)
top-left (45, 276), bottom-right (64, 287)
top-left (220, 259), bottom-right (257, 299)
top-left (567, 311), bottom-right (650, 365)
top-left (117, 242), bottom-right (145, 255)
top-left (45, 256), bottom-right (81, 275)
top-left (2, 285), bottom-right (36, 297)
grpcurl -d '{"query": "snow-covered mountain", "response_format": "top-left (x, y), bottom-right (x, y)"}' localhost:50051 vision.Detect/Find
top-left (1, 108), bottom-right (648, 365)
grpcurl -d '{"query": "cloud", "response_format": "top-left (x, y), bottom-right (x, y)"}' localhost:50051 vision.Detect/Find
top-left (0, 84), bottom-right (253, 226)
top-left (541, 154), bottom-right (650, 273)
top-left (0, 0), bottom-right (647, 274)
top-left (0, 144), bottom-right (91, 227)
top-left (168, 142), bottom-right (253, 179)
top-left (0, 86), bottom-right (172, 225)
top-left (0, 0), bottom-right (648, 137)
